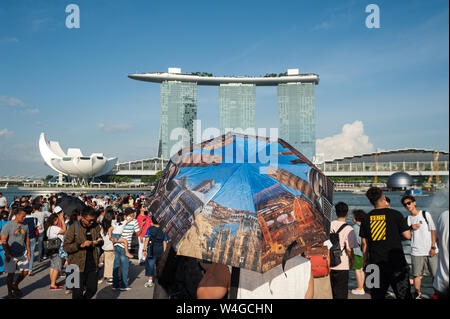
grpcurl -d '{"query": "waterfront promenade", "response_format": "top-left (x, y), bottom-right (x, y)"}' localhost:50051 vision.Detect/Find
top-left (0, 254), bottom-right (370, 300)
top-left (0, 256), bottom-right (154, 299)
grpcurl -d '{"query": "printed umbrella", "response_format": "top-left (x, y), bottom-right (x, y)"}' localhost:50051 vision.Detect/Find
top-left (55, 194), bottom-right (86, 216)
top-left (148, 133), bottom-right (334, 273)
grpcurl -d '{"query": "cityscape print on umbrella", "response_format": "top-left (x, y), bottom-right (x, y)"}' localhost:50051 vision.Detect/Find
top-left (148, 133), bottom-right (333, 273)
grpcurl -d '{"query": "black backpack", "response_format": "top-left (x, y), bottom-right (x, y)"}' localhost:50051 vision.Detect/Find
top-left (329, 223), bottom-right (350, 267)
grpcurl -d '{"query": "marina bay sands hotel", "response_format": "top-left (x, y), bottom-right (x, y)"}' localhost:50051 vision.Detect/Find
top-left (128, 68), bottom-right (319, 161)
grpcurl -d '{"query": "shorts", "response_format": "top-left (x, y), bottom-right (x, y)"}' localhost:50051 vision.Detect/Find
top-left (353, 255), bottom-right (364, 270)
top-left (50, 253), bottom-right (62, 271)
top-left (411, 255), bottom-right (438, 277)
top-left (5, 252), bottom-right (29, 273)
top-left (111, 234), bottom-right (121, 241)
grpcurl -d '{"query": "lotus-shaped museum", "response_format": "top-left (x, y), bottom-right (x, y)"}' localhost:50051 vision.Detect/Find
top-left (39, 132), bottom-right (117, 179)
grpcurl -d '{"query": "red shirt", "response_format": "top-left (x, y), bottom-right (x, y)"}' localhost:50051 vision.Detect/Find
top-left (136, 214), bottom-right (151, 237)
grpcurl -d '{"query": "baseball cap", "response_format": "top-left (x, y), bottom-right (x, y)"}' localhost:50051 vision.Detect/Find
top-left (53, 206), bottom-right (63, 214)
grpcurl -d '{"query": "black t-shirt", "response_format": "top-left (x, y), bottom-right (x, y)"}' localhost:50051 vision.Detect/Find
top-left (84, 226), bottom-right (96, 272)
top-left (359, 208), bottom-right (409, 270)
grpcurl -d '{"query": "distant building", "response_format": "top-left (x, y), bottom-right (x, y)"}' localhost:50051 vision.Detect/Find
top-left (38, 133), bottom-right (117, 181)
top-left (387, 171), bottom-right (414, 190)
top-left (317, 148), bottom-right (449, 178)
top-left (219, 83), bottom-right (256, 135)
top-left (278, 82), bottom-right (315, 161)
top-left (129, 67), bottom-right (319, 161)
top-left (158, 80), bottom-right (197, 159)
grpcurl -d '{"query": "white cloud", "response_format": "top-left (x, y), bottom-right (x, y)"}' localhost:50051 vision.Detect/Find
top-left (0, 128), bottom-right (12, 138)
top-left (0, 37), bottom-right (19, 44)
top-left (99, 123), bottom-right (132, 133)
top-left (0, 96), bottom-right (25, 107)
top-left (312, 21), bottom-right (333, 31)
top-left (316, 120), bottom-right (374, 162)
top-left (11, 143), bottom-right (42, 163)
top-left (23, 108), bottom-right (40, 114)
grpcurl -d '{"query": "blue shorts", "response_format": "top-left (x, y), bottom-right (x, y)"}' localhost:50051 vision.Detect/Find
top-left (111, 234), bottom-right (121, 241)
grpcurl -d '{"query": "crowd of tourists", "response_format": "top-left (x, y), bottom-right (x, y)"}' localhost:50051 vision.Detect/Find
top-left (0, 192), bottom-right (165, 299)
top-left (0, 187), bottom-right (448, 300)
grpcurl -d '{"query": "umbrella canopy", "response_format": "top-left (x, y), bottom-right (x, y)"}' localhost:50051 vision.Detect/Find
top-left (148, 133), bottom-right (334, 273)
top-left (55, 194), bottom-right (86, 216)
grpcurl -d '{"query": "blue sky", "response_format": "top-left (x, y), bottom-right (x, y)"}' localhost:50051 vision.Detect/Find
top-left (0, 0), bottom-right (448, 176)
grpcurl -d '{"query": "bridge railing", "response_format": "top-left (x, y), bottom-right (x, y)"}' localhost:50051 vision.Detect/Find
top-left (317, 161), bottom-right (448, 173)
top-left (112, 158), bottom-right (168, 172)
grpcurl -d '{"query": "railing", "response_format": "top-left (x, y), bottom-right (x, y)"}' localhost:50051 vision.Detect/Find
top-left (112, 158), bottom-right (168, 172)
top-left (317, 161), bottom-right (448, 173)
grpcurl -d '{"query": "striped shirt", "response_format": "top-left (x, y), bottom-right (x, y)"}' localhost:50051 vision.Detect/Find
top-left (114, 219), bottom-right (139, 249)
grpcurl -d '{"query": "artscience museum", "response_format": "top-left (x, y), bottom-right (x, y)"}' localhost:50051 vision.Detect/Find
top-left (38, 132), bottom-right (118, 181)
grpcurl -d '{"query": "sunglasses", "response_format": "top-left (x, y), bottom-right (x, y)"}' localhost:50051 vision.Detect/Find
top-left (83, 217), bottom-right (95, 223)
top-left (403, 201), bottom-right (414, 207)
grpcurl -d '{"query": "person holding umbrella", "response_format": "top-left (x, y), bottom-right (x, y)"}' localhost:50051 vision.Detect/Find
top-left (237, 255), bottom-right (314, 299)
top-left (148, 133), bottom-right (335, 301)
top-left (197, 262), bottom-right (231, 299)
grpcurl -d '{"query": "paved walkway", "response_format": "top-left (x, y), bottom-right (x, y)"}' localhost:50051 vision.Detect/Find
top-left (0, 258), bottom-right (154, 299)
top-left (0, 254), bottom-right (377, 300)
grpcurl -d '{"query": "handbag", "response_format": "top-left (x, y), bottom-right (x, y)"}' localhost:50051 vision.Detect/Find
top-left (304, 245), bottom-right (330, 278)
top-left (43, 238), bottom-right (62, 256)
top-left (43, 225), bottom-right (64, 257)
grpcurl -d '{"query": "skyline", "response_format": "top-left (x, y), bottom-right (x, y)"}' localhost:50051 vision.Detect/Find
top-left (0, 0), bottom-right (448, 176)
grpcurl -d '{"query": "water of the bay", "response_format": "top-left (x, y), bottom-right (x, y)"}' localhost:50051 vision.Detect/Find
top-left (2, 187), bottom-right (449, 296)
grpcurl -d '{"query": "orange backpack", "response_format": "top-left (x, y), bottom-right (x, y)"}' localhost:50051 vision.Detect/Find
top-left (304, 246), bottom-right (330, 278)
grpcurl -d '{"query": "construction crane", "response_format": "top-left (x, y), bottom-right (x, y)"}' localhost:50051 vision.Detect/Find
top-left (373, 150), bottom-right (378, 186)
top-left (425, 151), bottom-right (440, 190)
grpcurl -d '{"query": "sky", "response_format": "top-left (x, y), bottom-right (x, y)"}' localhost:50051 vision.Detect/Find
top-left (0, 0), bottom-right (448, 177)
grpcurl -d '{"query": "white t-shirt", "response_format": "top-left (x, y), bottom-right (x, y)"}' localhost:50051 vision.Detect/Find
top-left (114, 219), bottom-right (139, 249)
top-left (433, 210), bottom-right (449, 293)
top-left (47, 225), bottom-right (64, 242)
top-left (111, 220), bottom-right (125, 235)
top-left (0, 197), bottom-right (7, 207)
top-left (101, 228), bottom-right (114, 251)
top-left (407, 211), bottom-right (438, 256)
top-left (32, 210), bottom-right (51, 234)
top-left (237, 256), bottom-right (311, 299)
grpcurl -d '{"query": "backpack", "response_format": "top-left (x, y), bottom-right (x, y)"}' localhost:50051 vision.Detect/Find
top-left (329, 223), bottom-right (350, 268)
top-left (147, 226), bottom-right (165, 258)
top-left (421, 211), bottom-right (429, 227)
top-left (304, 245), bottom-right (330, 278)
top-left (26, 217), bottom-right (38, 238)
